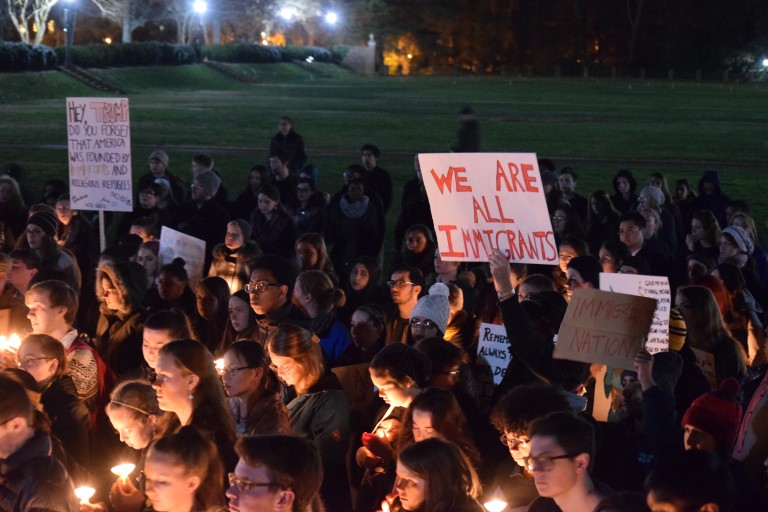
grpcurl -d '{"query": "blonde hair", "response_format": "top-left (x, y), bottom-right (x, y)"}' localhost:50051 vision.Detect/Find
top-left (268, 324), bottom-right (324, 394)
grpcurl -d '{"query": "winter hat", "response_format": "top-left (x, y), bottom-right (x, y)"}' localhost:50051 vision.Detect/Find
top-left (639, 185), bottom-right (665, 206)
top-left (148, 150), bottom-right (169, 168)
top-left (681, 377), bottom-right (742, 448)
top-left (722, 226), bottom-right (754, 255)
top-left (566, 255), bottom-right (602, 288)
top-left (229, 219), bottom-right (252, 241)
top-left (193, 170), bottom-right (221, 198)
top-left (651, 351), bottom-right (682, 396)
top-left (27, 212), bottom-right (57, 238)
top-left (410, 283), bottom-right (450, 334)
top-left (541, 171), bottom-right (559, 190)
top-left (668, 308), bottom-right (687, 351)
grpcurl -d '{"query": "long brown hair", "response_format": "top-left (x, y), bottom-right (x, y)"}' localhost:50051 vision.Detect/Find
top-left (267, 324), bottom-right (324, 394)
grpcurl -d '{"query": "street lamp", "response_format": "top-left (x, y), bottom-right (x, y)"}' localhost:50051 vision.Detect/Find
top-left (63, 0), bottom-right (76, 68)
top-left (324, 11), bottom-right (338, 25)
top-left (193, 0), bottom-right (208, 45)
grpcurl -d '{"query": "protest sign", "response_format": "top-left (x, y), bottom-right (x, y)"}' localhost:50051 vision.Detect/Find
top-left (418, 153), bottom-right (556, 264)
top-left (66, 97), bottom-right (132, 212)
top-left (554, 288), bottom-right (657, 368)
top-left (476, 322), bottom-right (510, 387)
top-left (690, 347), bottom-right (717, 390)
top-left (600, 273), bottom-right (671, 354)
top-left (332, 363), bottom-right (375, 413)
top-left (159, 226), bottom-right (206, 290)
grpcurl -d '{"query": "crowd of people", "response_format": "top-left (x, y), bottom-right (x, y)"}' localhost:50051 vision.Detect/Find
top-left (1, 115), bottom-right (768, 512)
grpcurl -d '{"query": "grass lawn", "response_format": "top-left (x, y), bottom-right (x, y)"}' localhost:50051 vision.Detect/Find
top-left (1, 63), bottom-right (767, 263)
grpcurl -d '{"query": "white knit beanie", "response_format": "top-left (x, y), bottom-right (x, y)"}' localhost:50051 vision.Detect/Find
top-left (410, 283), bottom-right (451, 334)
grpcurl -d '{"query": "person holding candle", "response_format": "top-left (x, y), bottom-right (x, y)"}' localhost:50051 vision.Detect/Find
top-left (152, 338), bottom-right (237, 472)
top-left (17, 333), bottom-right (90, 480)
top-left (208, 219), bottom-right (262, 295)
top-left (267, 324), bottom-right (352, 512)
top-left (0, 374), bottom-right (79, 512)
top-left (220, 340), bottom-right (290, 437)
top-left (385, 437), bottom-right (483, 512)
top-left (143, 426), bottom-right (226, 512)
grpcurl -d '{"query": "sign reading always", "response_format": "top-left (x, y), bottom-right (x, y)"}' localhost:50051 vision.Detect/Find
top-left (476, 322), bottom-right (510, 387)
top-left (66, 97), bottom-right (132, 211)
top-left (599, 273), bottom-right (671, 354)
top-left (554, 288), bottom-right (657, 369)
top-left (418, 153), bottom-right (556, 264)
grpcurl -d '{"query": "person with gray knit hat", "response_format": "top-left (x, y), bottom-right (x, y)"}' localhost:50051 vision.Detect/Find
top-left (192, 170), bottom-right (222, 199)
top-left (638, 185), bottom-right (665, 207)
top-left (409, 282), bottom-right (450, 342)
top-left (137, 149), bottom-right (186, 204)
top-left (721, 225), bottom-right (754, 255)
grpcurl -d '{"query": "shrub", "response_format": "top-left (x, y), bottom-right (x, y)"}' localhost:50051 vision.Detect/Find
top-left (52, 42), bottom-right (196, 68)
top-left (0, 43), bottom-right (58, 71)
top-left (281, 45), bottom-right (334, 63)
top-left (201, 44), bottom-right (282, 63)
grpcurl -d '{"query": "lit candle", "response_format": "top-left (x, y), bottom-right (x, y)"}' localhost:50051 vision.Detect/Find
top-left (214, 358), bottom-right (224, 375)
top-left (74, 486), bottom-right (95, 505)
top-left (111, 463), bottom-right (136, 483)
top-left (483, 487), bottom-right (508, 512)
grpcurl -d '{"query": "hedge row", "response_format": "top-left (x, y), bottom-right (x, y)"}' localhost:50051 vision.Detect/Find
top-left (53, 42), bottom-right (197, 68)
top-left (0, 42), bottom-right (338, 71)
top-left (0, 43), bottom-right (58, 71)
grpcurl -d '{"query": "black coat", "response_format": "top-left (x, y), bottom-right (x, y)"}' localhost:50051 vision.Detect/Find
top-left (41, 375), bottom-right (90, 480)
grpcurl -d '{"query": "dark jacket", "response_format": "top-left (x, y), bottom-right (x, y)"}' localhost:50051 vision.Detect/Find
top-left (231, 394), bottom-right (291, 437)
top-left (173, 199), bottom-right (231, 269)
top-left (40, 375), bottom-right (90, 478)
top-left (249, 207), bottom-right (297, 261)
top-left (137, 169), bottom-right (186, 205)
top-left (394, 177), bottom-right (434, 250)
top-left (0, 431), bottom-right (79, 512)
top-left (269, 130), bottom-right (307, 173)
top-left (253, 301), bottom-right (310, 347)
top-left (326, 195), bottom-right (386, 277)
top-left (691, 170), bottom-right (731, 226)
top-left (94, 305), bottom-right (145, 377)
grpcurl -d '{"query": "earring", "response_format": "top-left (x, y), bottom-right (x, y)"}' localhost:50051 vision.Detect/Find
top-left (188, 393), bottom-right (194, 400)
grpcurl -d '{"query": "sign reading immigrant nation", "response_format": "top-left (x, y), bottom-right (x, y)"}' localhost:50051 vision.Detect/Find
top-left (66, 97), bottom-right (132, 212)
top-left (554, 288), bottom-right (657, 369)
top-left (600, 273), bottom-right (671, 354)
top-left (418, 153), bottom-right (555, 264)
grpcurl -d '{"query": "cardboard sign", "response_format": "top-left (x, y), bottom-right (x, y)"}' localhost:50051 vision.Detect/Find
top-left (332, 363), bottom-right (375, 413)
top-left (66, 97), bottom-right (132, 211)
top-left (600, 273), bottom-right (671, 354)
top-left (554, 288), bottom-right (657, 368)
top-left (158, 226), bottom-right (206, 291)
top-left (690, 347), bottom-right (716, 390)
top-left (476, 322), bottom-right (510, 386)
top-left (418, 153), bottom-right (556, 264)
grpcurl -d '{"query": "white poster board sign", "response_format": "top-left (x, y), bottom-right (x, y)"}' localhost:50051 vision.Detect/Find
top-left (599, 273), bottom-right (671, 354)
top-left (159, 226), bottom-right (206, 291)
top-left (66, 97), bottom-right (132, 211)
top-left (476, 322), bottom-right (510, 386)
top-left (418, 153), bottom-right (556, 264)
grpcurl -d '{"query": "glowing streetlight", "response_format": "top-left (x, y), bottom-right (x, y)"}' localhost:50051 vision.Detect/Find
top-left (192, 0), bottom-right (207, 15)
top-left (62, 0), bottom-right (76, 69)
top-left (279, 7), bottom-right (295, 20)
top-left (762, 58), bottom-right (768, 68)
top-left (325, 11), bottom-right (338, 25)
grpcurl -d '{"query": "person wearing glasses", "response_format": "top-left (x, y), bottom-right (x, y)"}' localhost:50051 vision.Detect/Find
top-left (618, 212), bottom-right (671, 277)
top-left (17, 333), bottom-right (89, 480)
top-left (267, 324), bottom-right (352, 512)
top-left (526, 411), bottom-right (606, 512)
top-left (384, 265), bottom-right (424, 345)
top-left (489, 384), bottom-right (573, 510)
top-left (0, 375), bottom-right (79, 512)
top-left (143, 426), bottom-right (226, 512)
top-left (226, 434), bottom-right (324, 512)
top-left (220, 340), bottom-right (290, 437)
top-left (408, 283), bottom-right (450, 344)
top-left (246, 255), bottom-right (309, 346)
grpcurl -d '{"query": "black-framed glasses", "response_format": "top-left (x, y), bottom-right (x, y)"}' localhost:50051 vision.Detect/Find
top-left (409, 318), bottom-right (436, 329)
top-left (17, 356), bottom-right (52, 368)
top-left (499, 433), bottom-right (529, 448)
top-left (244, 281), bottom-right (281, 294)
top-left (219, 366), bottom-right (252, 378)
top-left (227, 472), bottom-right (275, 493)
top-left (523, 453), bottom-right (578, 472)
top-left (387, 279), bottom-right (416, 288)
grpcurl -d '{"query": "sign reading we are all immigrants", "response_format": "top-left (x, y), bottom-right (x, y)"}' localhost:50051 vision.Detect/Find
top-left (66, 97), bottom-right (133, 212)
top-left (418, 153), bottom-right (556, 264)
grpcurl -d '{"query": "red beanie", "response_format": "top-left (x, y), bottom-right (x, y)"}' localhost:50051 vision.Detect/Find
top-left (681, 377), bottom-right (742, 448)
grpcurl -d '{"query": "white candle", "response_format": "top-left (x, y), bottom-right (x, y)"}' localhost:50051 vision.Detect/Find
top-left (111, 463), bottom-right (136, 483)
top-left (74, 486), bottom-right (95, 505)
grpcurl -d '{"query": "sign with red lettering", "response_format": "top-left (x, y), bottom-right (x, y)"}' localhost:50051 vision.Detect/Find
top-left (418, 153), bottom-right (556, 263)
top-left (554, 288), bottom-right (657, 368)
top-left (66, 97), bottom-right (132, 211)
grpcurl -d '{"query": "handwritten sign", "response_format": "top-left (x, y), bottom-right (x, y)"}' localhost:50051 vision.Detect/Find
top-left (66, 97), bottom-right (132, 212)
top-left (476, 323), bottom-right (510, 387)
top-left (554, 288), bottom-right (657, 368)
top-left (600, 273), bottom-right (671, 354)
top-left (158, 226), bottom-right (206, 291)
top-left (332, 363), bottom-right (375, 413)
top-left (418, 153), bottom-right (556, 264)
top-left (690, 347), bottom-right (716, 390)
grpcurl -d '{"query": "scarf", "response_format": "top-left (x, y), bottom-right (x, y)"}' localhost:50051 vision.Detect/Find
top-left (340, 195), bottom-right (369, 219)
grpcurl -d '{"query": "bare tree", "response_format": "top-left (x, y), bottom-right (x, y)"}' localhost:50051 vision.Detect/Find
top-left (6, 0), bottom-right (60, 45)
top-left (90, 0), bottom-right (166, 42)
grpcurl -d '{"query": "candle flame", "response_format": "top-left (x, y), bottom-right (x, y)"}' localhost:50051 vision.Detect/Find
top-left (111, 463), bottom-right (136, 481)
top-left (484, 498), bottom-right (507, 512)
top-left (215, 358), bottom-right (225, 375)
top-left (74, 486), bottom-right (95, 504)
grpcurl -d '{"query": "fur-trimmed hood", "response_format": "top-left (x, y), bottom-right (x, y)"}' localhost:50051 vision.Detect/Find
top-left (95, 260), bottom-right (147, 315)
